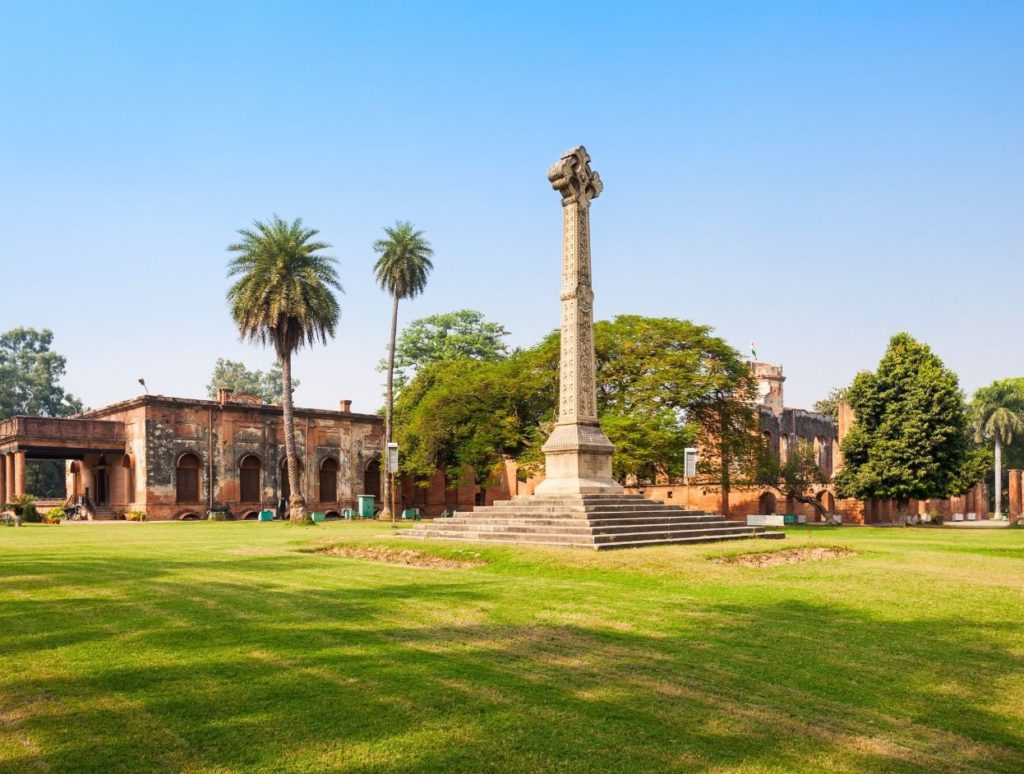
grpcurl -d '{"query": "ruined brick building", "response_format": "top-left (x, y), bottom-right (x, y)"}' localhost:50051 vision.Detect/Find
top-left (0, 390), bottom-right (383, 519)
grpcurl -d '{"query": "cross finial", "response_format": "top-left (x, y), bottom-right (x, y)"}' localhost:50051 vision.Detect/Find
top-left (548, 146), bottom-right (602, 204)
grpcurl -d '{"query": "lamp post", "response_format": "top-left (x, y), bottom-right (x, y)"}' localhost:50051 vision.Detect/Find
top-left (387, 442), bottom-right (399, 525)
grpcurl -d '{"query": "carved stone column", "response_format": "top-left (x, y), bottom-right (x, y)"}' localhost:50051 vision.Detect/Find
top-left (534, 146), bottom-right (622, 495)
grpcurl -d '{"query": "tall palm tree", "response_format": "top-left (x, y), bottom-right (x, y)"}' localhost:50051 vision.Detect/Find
top-left (971, 381), bottom-right (1024, 520)
top-left (227, 216), bottom-right (341, 524)
top-left (373, 221), bottom-right (434, 518)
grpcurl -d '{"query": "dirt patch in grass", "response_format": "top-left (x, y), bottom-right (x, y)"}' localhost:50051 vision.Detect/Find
top-left (315, 545), bottom-right (485, 569)
top-left (715, 546), bottom-right (855, 567)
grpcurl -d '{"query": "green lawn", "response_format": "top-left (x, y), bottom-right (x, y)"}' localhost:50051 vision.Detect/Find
top-left (1, 522), bottom-right (1022, 773)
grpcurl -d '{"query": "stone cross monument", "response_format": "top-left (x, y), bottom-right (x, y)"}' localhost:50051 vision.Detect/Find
top-left (534, 146), bottom-right (623, 495)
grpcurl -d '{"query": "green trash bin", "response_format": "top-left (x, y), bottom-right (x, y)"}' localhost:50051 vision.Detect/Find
top-left (258, 509), bottom-right (274, 522)
top-left (783, 513), bottom-right (798, 525)
top-left (358, 495), bottom-right (375, 519)
top-left (311, 511), bottom-right (326, 523)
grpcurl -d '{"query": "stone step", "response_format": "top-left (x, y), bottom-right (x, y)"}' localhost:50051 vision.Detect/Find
top-left (408, 525), bottom-right (761, 548)
top-left (497, 496), bottom-right (670, 507)
top-left (483, 502), bottom-right (700, 514)
top-left (428, 516), bottom-right (735, 531)
top-left (411, 521), bottom-right (737, 538)
top-left (436, 516), bottom-right (733, 528)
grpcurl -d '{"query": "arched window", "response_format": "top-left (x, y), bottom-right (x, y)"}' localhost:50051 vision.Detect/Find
top-left (239, 455), bottom-right (262, 503)
top-left (815, 436), bottom-right (828, 474)
top-left (364, 459), bottom-right (381, 501)
top-left (176, 453), bottom-right (201, 504)
top-left (319, 457), bottom-right (339, 503)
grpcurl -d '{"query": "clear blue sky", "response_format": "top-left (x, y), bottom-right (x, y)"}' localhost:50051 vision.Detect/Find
top-left (2, 1), bottom-right (1021, 413)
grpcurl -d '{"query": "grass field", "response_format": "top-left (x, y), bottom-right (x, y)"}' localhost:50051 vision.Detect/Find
top-left (2, 521), bottom-right (1023, 773)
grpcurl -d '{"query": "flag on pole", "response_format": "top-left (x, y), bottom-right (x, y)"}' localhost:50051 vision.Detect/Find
top-left (751, 341), bottom-right (757, 359)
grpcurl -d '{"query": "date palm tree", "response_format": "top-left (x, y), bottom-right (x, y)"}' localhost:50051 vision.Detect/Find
top-left (227, 216), bottom-right (341, 523)
top-left (373, 221), bottom-right (434, 518)
top-left (971, 381), bottom-right (1024, 520)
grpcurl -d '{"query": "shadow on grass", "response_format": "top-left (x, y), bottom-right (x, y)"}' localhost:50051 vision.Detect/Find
top-left (1, 551), bottom-right (1023, 773)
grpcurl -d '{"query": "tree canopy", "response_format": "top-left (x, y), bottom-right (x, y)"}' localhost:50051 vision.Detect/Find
top-left (205, 358), bottom-right (296, 405)
top-left (834, 333), bottom-right (971, 504)
top-left (382, 309), bottom-right (510, 388)
top-left (812, 387), bottom-right (848, 422)
top-left (393, 314), bottom-right (754, 488)
top-left (0, 327), bottom-right (82, 419)
top-left (226, 215), bottom-right (341, 523)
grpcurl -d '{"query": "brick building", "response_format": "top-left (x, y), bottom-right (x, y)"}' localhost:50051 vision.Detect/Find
top-left (0, 390), bottom-right (383, 520)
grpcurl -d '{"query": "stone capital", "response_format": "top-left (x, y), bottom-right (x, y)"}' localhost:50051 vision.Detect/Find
top-left (548, 146), bottom-right (602, 205)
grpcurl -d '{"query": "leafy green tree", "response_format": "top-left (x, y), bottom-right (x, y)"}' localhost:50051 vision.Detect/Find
top-left (373, 221), bottom-right (434, 518)
top-left (835, 333), bottom-right (970, 508)
top-left (206, 358), bottom-right (297, 405)
top-left (755, 438), bottom-right (831, 521)
top-left (813, 387), bottom-right (848, 422)
top-left (970, 380), bottom-right (1024, 518)
top-left (382, 309), bottom-right (509, 388)
top-left (227, 216), bottom-right (341, 524)
top-left (395, 344), bottom-right (556, 487)
top-left (0, 328), bottom-right (82, 419)
top-left (394, 315), bottom-right (753, 502)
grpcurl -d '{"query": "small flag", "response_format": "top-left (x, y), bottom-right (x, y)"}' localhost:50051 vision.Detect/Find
top-left (751, 341), bottom-right (757, 360)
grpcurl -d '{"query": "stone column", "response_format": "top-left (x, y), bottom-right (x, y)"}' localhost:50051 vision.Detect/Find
top-left (1009, 470), bottom-right (1022, 523)
top-left (535, 146), bottom-right (622, 495)
top-left (4, 452), bottom-right (13, 501)
top-left (0, 453), bottom-right (7, 504)
top-left (13, 451), bottom-right (26, 498)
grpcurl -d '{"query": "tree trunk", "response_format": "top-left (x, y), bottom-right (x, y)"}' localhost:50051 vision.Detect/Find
top-left (994, 435), bottom-right (1003, 520)
top-left (381, 294), bottom-right (400, 520)
top-left (787, 490), bottom-right (829, 522)
top-left (280, 353), bottom-right (310, 523)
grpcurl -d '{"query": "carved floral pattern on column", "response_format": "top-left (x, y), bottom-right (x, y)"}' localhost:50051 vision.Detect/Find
top-left (548, 146), bottom-right (601, 424)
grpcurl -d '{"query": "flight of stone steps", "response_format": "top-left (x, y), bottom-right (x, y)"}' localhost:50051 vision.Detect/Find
top-left (406, 493), bottom-right (775, 550)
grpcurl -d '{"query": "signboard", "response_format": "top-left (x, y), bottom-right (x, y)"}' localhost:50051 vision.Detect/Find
top-left (684, 447), bottom-right (698, 478)
top-left (387, 442), bottom-right (399, 472)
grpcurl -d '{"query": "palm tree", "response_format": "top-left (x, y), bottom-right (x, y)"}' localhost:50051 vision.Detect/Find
top-left (373, 221), bottom-right (434, 519)
top-left (227, 216), bottom-right (341, 524)
top-left (971, 381), bottom-right (1024, 520)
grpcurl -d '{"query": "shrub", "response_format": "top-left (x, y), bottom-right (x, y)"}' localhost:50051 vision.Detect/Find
top-left (4, 494), bottom-right (40, 522)
top-left (44, 506), bottom-right (64, 524)
top-left (931, 512), bottom-right (944, 526)
top-left (124, 510), bottom-right (146, 522)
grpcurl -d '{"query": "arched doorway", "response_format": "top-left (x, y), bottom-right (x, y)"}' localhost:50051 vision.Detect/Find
top-left (95, 454), bottom-right (110, 506)
top-left (816, 490), bottom-right (835, 516)
top-left (758, 491), bottom-right (777, 515)
top-left (319, 457), bottom-right (339, 503)
top-left (176, 453), bottom-right (201, 504)
top-left (239, 455), bottom-right (262, 503)
top-left (364, 459), bottom-right (381, 502)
